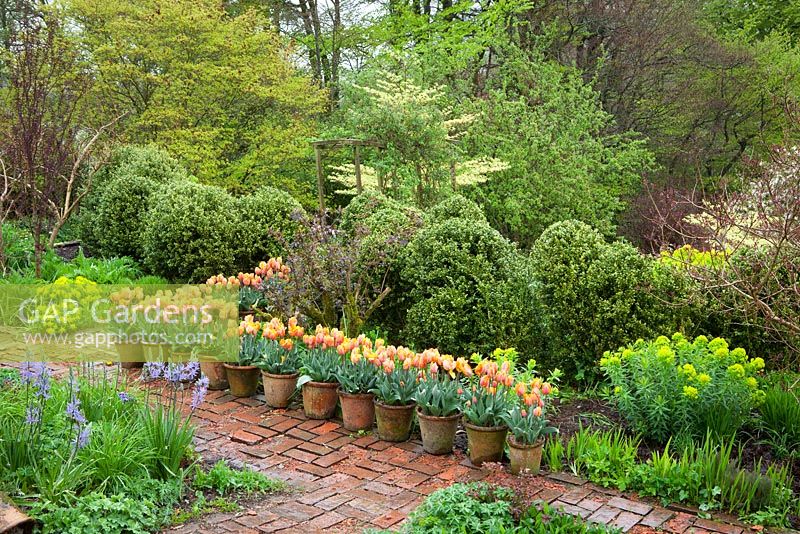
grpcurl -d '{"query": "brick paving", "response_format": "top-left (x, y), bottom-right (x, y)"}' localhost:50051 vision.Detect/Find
top-left (0, 363), bottom-right (750, 534)
top-left (166, 387), bottom-right (750, 534)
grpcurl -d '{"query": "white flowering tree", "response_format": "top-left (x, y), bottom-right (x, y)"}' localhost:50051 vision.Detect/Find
top-left (337, 71), bottom-right (507, 205)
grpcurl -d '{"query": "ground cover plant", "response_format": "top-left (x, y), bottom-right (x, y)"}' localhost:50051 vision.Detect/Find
top-left (0, 363), bottom-right (208, 533)
top-left (375, 482), bottom-right (620, 533)
top-left (543, 426), bottom-right (797, 526)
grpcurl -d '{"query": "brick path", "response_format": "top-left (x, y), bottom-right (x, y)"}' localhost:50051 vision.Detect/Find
top-left (0, 363), bottom-right (749, 534)
top-left (173, 387), bottom-right (750, 534)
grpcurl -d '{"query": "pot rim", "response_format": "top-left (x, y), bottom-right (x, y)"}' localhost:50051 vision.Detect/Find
top-left (337, 389), bottom-right (375, 399)
top-left (261, 371), bottom-right (300, 379)
top-left (507, 435), bottom-right (545, 449)
top-left (223, 363), bottom-right (259, 371)
top-left (463, 419), bottom-right (508, 432)
top-left (416, 405), bottom-right (461, 421)
top-left (374, 399), bottom-right (416, 410)
top-left (303, 380), bottom-right (340, 389)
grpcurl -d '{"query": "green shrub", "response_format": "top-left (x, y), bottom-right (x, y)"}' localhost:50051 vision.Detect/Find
top-left (400, 218), bottom-right (536, 358)
top-left (78, 145), bottom-right (190, 256)
top-left (530, 220), bottom-right (696, 380)
top-left (233, 187), bottom-right (303, 271)
top-left (142, 181), bottom-right (238, 282)
top-left (339, 191), bottom-right (407, 235)
top-left (357, 205), bottom-right (422, 337)
top-left (425, 194), bottom-right (486, 224)
top-left (1, 222), bottom-right (35, 274)
top-left (94, 175), bottom-right (165, 261)
top-left (601, 333), bottom-right (766, 443)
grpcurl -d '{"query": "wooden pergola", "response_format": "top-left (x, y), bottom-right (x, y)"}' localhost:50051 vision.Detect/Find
top-left (311, 138), bottom-right (386, 211)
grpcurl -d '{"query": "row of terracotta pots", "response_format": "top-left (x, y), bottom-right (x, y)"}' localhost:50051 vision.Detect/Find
top-left (130, 358), bottom-right (545, 474)
top-left (303, 382), bottom-right (415, 442)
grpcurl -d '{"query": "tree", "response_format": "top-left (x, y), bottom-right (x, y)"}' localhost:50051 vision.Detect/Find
top-left (462, 49), bottom-right (654, 247)
top-left (69, 0), bottom-right (326, 191)
top-left (0, 3), bottom-right (116, 275)
top-left (334, 67), bottom-right (507, 206)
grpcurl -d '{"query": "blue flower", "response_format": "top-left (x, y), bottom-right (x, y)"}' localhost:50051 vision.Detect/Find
top-left (191, 376), bottom-right (209, 411)
top-left (143, 362), bottom-right (165, 381)
top-left (66, 397), bottom-right (87, 425)
top-left (72, 424), bottom-right (91, 450)
top-left (21, 362), bottom-right (51, 399)
top-left (25, 405), bottom-right (41, 425)
top-left (180, 362), bottom-right (200, 382)
top-left (118, 391), bottom-right (133, 403)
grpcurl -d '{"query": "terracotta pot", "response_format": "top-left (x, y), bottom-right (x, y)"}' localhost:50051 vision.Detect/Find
top-left (464, 420), bottom-right (508, 466)
top-left (302, 381), bottom-right (339, 419)
top-left (223, 364), bottom-right (260, 397)
top-left (417, 406), bottom-right (460, 455)
top-left (374, 400), bottom-right (415, 442)
top-left (116, 342), bottom-right (143, 368)
top-left (262, 371), bottom-right (299, 408)
top-left (338, 390), bottom-right (375, 431)
top-left (200, 362), bottom-right (229, 390)
top-left (507, 436), bottom-right (544, 475)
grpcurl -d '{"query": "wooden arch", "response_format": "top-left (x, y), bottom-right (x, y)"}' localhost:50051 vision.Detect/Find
top-left (311, 138), bottom-right (385, 211)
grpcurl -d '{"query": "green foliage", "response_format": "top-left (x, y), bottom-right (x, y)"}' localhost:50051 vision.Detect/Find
top-left (78, 145), bottom-right (191, 258)
top-left (463, 50), bottom-right (654, 247)
top-left (503, 406), bottom-right (558, 446)
top-left (139, 404), bottom-right (195, 480)
top-left (563, 427), bottom-right (640, 491)
top-left (1, 222), bottom-right (35, 274)
top-left (550, 428), bottom-right (795, 523)
top-left (142, 181), bottom-right (238, 282)
top-left (171, 492), bottom-right (238, 524)
top-left (29, 491), bottom-right (168, 534)
top-left (371, 366), bottom-right (418, 406)
top-left (93, 176), bottom-right (166, 261)
top-left (400, 482), bottom-right (619, 533)
top-left (299, 348), bottom-right (340, 383)
top-left (192, 460), bottom-right (284, 495)
top-left (425, 194), bottom-right (486, 224)
top-left (342, 193), bottom-right (422, 338)
top-left (0, 368), bottom-right (191, 533)
top-left (70, 0), bottom-right (324, 190)
top-left (517, 503), bottom-right (621, 534)
top-left (405, 483), bottom-right (516, 532)
top-left (758, 387), bottom-right (800, 458)
top-left (39, 251), bottom-right (143, 284)
top-left (530, 220), bottom-right (697, 380)
top-left (335, 356), bottom-right (380, 394)
top-left (401, 217), bottom-right (536, 359)
top-left (339, 191), bottom-right (402, 235)
top-left (234, 187), bottom-right (304, 271)
top-left (601, 334), bottom-right (765, 443)
top-left (416, 376), bottom-right (462, 417)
